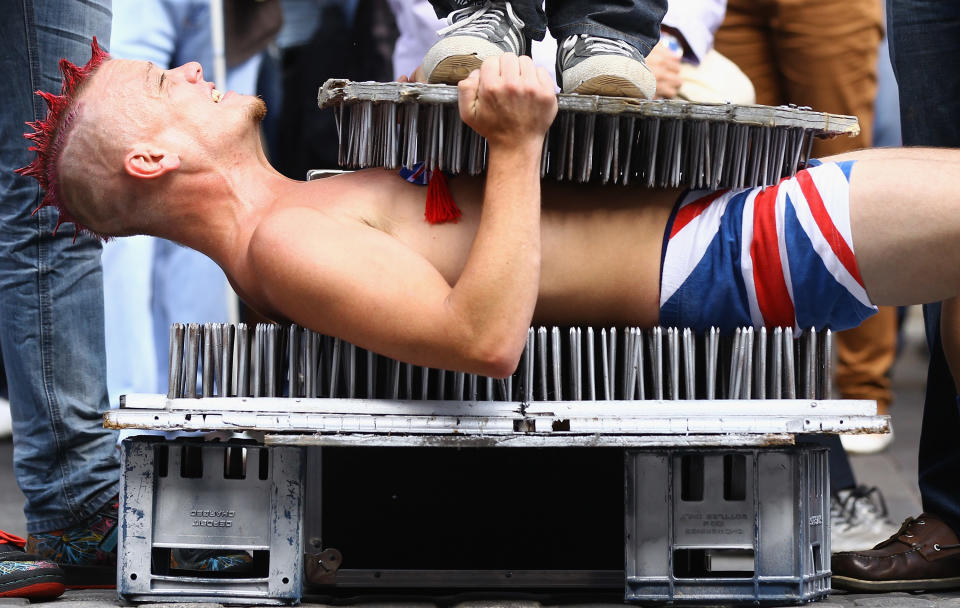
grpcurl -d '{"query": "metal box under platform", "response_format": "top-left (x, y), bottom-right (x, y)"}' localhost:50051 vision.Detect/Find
top-left (106, 323), bottom-right (886, 605)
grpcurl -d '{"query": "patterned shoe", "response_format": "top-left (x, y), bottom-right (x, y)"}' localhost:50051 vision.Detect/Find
top-left (557, 34), bottom-right (656, 99)
top-left (26, 497), bottom-right (118, 588)
top-left (423, 1), bottom-right (527, 85)
top-left (169, 548), bottom-right (254, 575)
top-left (0, 530), bottom-right (65, 598)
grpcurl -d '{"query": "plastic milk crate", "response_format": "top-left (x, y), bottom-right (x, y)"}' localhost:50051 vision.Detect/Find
top-left (117, 438), bottom-right (305, 605)
top-left (625, 446), bottom-right (830, 604)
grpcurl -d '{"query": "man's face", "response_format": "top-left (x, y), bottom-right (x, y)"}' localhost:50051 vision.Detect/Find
top-left (87, 59), bottom-right (266, 153)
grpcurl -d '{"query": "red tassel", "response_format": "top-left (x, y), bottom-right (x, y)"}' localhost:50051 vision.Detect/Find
top-left (424, 168), bottom-right (461, 224)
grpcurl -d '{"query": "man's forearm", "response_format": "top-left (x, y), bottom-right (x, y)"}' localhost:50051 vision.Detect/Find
top-left (444, 141), bottom-right (543, 372)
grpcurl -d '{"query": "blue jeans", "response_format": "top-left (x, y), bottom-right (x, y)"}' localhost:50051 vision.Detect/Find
top-left (430, 0), bottom-right (666, 55)
top-left (887, 0), bottom-right (960, 534)
top-left (0, 0), bottom-right (119, 533)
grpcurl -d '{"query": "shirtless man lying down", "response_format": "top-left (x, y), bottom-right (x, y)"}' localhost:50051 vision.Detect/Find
top-left (20, 40), bottom-right (960, 382)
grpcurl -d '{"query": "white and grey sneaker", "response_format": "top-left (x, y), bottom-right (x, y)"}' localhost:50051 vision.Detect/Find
top-left (423, 1), bottom-right (527, 85)
top-left (830, 485), bottom-right (900, 553)
top-left (557, 34), bottom-right (656, 99)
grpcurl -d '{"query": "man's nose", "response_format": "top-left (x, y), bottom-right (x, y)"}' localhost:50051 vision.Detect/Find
top-left (175, 61), bottom-right (204, 83)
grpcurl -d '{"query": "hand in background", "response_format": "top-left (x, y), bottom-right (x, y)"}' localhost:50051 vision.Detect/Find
top-left (647, 39), bottom-right (683, 99)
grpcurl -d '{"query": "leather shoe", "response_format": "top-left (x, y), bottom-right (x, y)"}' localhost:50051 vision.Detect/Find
top-left (832, 512), bottom-right (960, 591)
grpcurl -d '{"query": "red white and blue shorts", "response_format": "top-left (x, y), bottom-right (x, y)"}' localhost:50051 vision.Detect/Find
top-left (659, 160), bottom-right (877, 332)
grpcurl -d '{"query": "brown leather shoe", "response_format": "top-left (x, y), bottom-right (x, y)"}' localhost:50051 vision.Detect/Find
top-left (832, 513), bottom-right (960, 591)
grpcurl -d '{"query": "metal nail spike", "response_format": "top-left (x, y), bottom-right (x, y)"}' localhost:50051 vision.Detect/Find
top-left (586, 327), bottom-right (596, 400)
top-left (537, 326), bottom-right (548, 401)
top-left (391, 359), bottom-right (402, 400)
top-left (236, 324), bottom-right (249, 398)
top-left (420, 367), bottom-right (430, 400)
top-left (288, 325), bottom-right (300, 398)
top-left (404, 363), bottom-right (413, 400)
top-left (650, 327), bottom-right (663, 400)
top-left (524, 328), bottom-right (535, 403)
top-left (438, 369), bottom-right (447, 400)
top-left (600, 328), bottom-right (611, 400)
top-left (168, 324), bottom-right (184, 399)
top-left (623, 328), bottom-right (636, 400)
top-left (551, 326), bottom-right (562, 401)
top-left (820, 329), bottom-right (833, 399)
top-left (211, 323), bottom-right (223, 397)
top-left (804, 328), bottom-right (817, 399)
top-left (706, 327), bottom-right (718, 400)
top-left (682, 327), bottom-right (695, 399)
top-left (485, 376), bottom-right (494, 402)
top-left (329, 338), bottom-right (341, 398)
top-left (755, 327), bottom-right (767, 399)
top-left (184, 323), bottom-right (200, 398)
top-left (608, 328), bottom-right (618, 399)
top-left (221, 324), bottom-right (234, 397)
top-left (345, 343), bottom-right (356, 399)
top-left (668, 327), bottom-right (679, 400)
top-left (743, 327), bottom-right (754, 399)
top-left (250, 325), bottom-right (262, 398)
top-left (771, 327), bottom-right (783, 399)
top-left (569, 327), bottom-right (580, 401)
top-left (265, 325), bottom-right (278, 398)
top-left (729, 328), bottom-right (743, 399)
top-left (454, 371), bottom-right (465, 401)
top-left (366, 350), bottom-right (376, 399)
top-left (468, 373), bottom-right (478, 401)
top-left (783, 327), bottom-right (796, 399)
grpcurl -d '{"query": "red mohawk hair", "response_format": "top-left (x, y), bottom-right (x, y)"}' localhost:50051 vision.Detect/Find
top-left (15, 37), bottom-right (110, 239)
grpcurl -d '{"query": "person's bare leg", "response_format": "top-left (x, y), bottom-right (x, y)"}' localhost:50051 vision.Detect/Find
top-left (839, 147), bottom-right (960, 305)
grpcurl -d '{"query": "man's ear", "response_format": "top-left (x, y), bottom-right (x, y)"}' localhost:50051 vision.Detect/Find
top-left (124, 144), bottom-right (181, 179)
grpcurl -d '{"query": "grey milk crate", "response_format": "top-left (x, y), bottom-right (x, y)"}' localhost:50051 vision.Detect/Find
top-left (625, 446), bottom-right (830, 605)
top-left (117, 438), bottom-right (305, 605)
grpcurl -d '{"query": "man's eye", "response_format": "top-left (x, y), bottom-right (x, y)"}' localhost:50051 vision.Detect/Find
top-left (159, 73), bottom-right (166, 91)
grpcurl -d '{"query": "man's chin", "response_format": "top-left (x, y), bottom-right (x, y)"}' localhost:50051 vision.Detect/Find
top-left (247, 97), bottom-right (267, 123)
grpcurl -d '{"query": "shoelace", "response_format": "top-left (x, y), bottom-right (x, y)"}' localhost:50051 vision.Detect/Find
top-left (842, 485), bottom-right (889, 523)
top-left (438, 1), bottom-right (524, 39)
top-left (0, 530), bottom-right (25, 548)
top-left (560, 34), bottom-right (640, 65)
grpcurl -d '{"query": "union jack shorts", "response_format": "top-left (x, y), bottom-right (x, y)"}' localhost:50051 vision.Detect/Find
top-left (659, 160), bottom-right (877, 332)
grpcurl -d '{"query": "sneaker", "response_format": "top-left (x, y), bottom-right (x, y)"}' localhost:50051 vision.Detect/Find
top-left (831, 485), bottom-right (899, 553)
top-left (169, 548), bottom-right (254, 575)
top-left (557, 34), bottom-right (656, 99)
top-left (0, 531), bottom-right (64, 599)
top-left (423, 1), bottom-right (527, 85)
top-left (841, 426), bottom-right (894, 454)
top-left (26, 497), bottom-right (118, 588)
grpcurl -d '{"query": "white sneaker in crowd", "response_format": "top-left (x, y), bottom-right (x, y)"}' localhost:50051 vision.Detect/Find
top-left (841, 426), bottom-right (894, 454)
top-left (831, 485), bottom-right (899, 553)
top-left (423, 1), bottom-right (527, 85)
top-left (0, 398), bottom-right (12, 440)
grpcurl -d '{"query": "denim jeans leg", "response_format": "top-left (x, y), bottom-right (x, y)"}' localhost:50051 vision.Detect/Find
top-left (0, 0), bottom-right (119, 534)
top-left (428, 1), bottom-right (549, 41)
top-left (546, 0), bottom-right (666, 56)
top-left (887, 0), bottom-right (960, 534)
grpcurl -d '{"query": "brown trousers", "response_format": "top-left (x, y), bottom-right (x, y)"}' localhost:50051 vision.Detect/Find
top-left (714, 0), bottom-right (892, 411)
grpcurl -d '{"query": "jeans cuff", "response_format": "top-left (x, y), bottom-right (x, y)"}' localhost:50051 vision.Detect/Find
top-left (549, 23), bottom-right (653, 56)
top-left (26, 485), bottom-right (118, 535)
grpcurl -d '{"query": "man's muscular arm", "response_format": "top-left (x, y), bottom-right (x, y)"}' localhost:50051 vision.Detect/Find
top-left (250, 54), bottom-right (556, 377)
top-left (444, 54), bottom-right (557, 373)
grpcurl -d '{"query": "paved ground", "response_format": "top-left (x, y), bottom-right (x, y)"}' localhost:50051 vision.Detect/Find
top-left (0, 308), bottom-right (956, 606)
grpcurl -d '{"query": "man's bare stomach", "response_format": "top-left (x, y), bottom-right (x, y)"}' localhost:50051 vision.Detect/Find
top-left (244, 169), bottom-right (678, 327)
